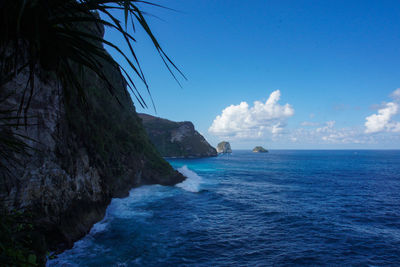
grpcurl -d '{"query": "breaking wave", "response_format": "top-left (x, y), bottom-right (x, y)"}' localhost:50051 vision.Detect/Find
top-left (176, 165), bottom-right (203, 192)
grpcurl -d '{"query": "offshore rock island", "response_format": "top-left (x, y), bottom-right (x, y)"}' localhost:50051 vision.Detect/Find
top-left (138, 113), bottom-right (217, 158)
top-left (216, 141), bottom-right (232, 153)
top-left (252, 146), bottom-right (268, 153)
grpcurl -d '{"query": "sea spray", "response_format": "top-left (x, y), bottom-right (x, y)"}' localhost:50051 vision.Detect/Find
top-left (47, 185), bottom-right (176, 266)
top-left (176, 165), bottom-right (203, 192)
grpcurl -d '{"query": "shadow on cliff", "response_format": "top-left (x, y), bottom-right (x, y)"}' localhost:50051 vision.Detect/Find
top-left (0, 1), bottom-right (186, 265)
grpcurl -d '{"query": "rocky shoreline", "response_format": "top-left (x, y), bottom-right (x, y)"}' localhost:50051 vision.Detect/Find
top-left (0, 21), bottom-right (185, 263)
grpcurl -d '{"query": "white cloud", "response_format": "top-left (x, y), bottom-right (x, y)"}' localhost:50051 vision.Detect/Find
top-left (208, 90), bottom-right (294, 139)
top-left (321, 130), bottom-right (363, 144)
top-left (299, 121), bottom-right (363, 145)
top-left (271, 123), bottom-right (284, 135)
top-left (289, 120), bottom-right (373, 145)
top-left (316, 121), bottom-right (362, 144)
top-left (288, 121), bottom-right (400, 147)
top-left (391, 88), bottom-right (400, 101)
top-left (364, 88), bottom-right (400, 134)
top-left (365, 102), bottom-right (399, 133)
top-left (316, 121), bottom-right (335, 133)
top-left (301, 121), bottom-right (319, 127)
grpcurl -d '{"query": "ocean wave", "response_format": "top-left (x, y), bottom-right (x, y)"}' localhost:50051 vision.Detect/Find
top-left (90, 220), bottom-right (109, 234)
top-left (48, 151), bottom-right (400, 266)
top-left (176, 165), bottom-right (203, 193)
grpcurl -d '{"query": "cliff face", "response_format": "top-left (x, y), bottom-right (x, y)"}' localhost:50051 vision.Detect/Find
top-left (0, 26), bottom-right (184, 252)
top-left (138, 113), bottom-right (217, 158)
top-left (216, 141), bottom-right (232, 153)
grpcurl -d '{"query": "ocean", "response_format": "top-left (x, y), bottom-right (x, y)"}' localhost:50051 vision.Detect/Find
top-left (47, 150), bottom-right (400, 266)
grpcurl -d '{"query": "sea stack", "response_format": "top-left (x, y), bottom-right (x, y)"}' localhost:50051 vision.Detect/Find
top-left (217, 141), bottom-right (232, 154)
top-left (253, 146), bottom-right (268, 153)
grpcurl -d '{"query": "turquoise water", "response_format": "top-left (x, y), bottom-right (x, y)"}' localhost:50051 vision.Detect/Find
top-left (48, 150), bottom-right (400, 266)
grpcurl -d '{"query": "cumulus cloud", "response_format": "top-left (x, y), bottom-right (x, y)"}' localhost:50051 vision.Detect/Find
top-left (365, 102), bottom-right (399, 133)
top-left (208, 90), bottom-right (294, 139)
top-left (391, 88), bottom-right (400, 101)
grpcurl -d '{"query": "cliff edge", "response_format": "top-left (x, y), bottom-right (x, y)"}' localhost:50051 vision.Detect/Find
top-left (0, 22), bottom-right (184, 256)
top-left (138, 113), bottom-right (217, 158)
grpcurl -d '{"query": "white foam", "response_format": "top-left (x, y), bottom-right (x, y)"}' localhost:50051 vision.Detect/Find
top-left (90, 220), bottom-right (108, 234)
top-left (47, 185), bottom-right (176, 266)
top-left (176, 165), bottom-right (203, 192)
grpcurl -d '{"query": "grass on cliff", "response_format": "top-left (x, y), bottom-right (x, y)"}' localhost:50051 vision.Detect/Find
top-left (64, 61), bottom-right (174, 184)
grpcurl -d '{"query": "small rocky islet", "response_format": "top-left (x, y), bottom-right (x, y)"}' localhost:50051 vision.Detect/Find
top-left (252, 146), bottom-right (268, 153)
top-left (216, 141), bottom-right (232, 154)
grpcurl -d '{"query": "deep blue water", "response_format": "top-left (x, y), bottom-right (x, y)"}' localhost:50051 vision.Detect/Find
top-left (48, 150), bottom-right (400, 266)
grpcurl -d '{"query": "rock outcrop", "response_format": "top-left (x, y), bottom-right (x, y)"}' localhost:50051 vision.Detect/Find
top-left (216, 141), bottom-right (232, 153)
top-left (253, 146), bottom-right (268, 153)
top-left (138, 114), bottom-right (217, 158)
top-left (0, 22), bottom-right (184, 254)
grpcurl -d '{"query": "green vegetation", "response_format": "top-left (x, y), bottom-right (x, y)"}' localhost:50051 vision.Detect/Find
top-left (0, 209), bottom-right (44, 266)
top-left (0, 0), bottom-right (185, 178)
top-left (0, 0), bottom-right (184, 262)
top-left (140, 115), bottom-right (185, 156)
top-left (65, 61), bottom-right (174, 185)
top-left (139, 114), bottom-right (217, 158)
top-left (252, 146), bottom-right (268, 153)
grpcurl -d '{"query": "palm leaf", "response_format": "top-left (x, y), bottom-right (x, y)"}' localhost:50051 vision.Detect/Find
top-left (1, 0), bottom-right (185, 113)
top-left (1, 0), bottom-right (186, 178)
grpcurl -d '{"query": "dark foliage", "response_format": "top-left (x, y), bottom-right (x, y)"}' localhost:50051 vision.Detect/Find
top-left (0, 209), bottom-right (44, 266)
top-left (0, 0), bottom-right (185, 111)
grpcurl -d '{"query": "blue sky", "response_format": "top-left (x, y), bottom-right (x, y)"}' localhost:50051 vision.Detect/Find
top-left (103, 0), bottom-right (400, 149)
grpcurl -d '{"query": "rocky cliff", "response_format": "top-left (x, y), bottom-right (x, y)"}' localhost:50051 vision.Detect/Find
top-left (138, 114), bottom-right (217, 158)
top-left (216, 141), bottom-right (232, 154)
top-left (0, 23), bottom-right (184, 256)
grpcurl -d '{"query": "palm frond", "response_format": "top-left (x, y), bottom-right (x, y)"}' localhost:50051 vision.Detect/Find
top-left (0, 0), bottom-right (185, 180)
top-left (1, 0), bottom-right (185, 114)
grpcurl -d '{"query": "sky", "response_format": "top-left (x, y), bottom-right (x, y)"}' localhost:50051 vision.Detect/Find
top-left (102, 0), bottom-right (400, 149)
